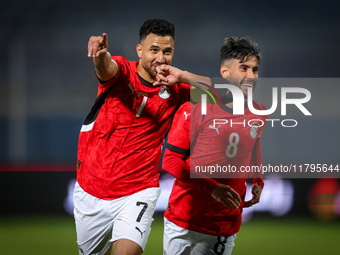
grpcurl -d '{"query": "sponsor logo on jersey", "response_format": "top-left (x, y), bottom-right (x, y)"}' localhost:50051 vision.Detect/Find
top-left (184, 111), bottom-right (190, 120)
top-left (158, 86), bottom-right (171, 99)
top-left (135, 226), bottom-right (146, 238)
top-left (127, 83), bottom-right (135, 94)
top-left (209, 124), bottom-right (221, 135)
top-left (249, 122), bottom-right (259, 139)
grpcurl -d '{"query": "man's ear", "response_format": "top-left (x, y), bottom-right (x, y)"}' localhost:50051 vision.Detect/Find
top-left (220, 65), bottom-right (229, 79)
top-left (136, 44), bottom-right (142, 59)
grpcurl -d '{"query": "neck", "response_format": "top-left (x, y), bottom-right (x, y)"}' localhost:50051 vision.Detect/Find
top-left (137, 64), bottom-right (156, 83)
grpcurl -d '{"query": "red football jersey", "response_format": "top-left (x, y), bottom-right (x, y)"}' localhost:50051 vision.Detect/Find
top-left (164, 100), bottom-right (266, 236)
top-left (162, 102), bottom-right (218, 193)
top-left (76, 56), bottom-right (190, 200)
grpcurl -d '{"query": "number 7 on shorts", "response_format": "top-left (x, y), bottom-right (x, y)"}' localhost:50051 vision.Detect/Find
top-left (136, 201), bottom-right (148, 222)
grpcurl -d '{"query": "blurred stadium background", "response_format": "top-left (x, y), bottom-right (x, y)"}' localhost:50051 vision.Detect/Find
top-left (1, 0), bottom-right (340, 254)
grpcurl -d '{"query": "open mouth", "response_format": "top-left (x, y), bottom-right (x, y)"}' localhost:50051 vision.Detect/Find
top-left (241, 79), bottom-right (256, 87)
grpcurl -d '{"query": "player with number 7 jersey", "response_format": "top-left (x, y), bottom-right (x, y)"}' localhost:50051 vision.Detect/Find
top-left (74, 19), bottom-right (192, 255)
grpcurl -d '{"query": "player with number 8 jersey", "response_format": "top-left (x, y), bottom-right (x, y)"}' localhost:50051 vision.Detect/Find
top-left (164, 99), bottom-right (267, 236)
top-left (161, 37), bottom-right (267, 255)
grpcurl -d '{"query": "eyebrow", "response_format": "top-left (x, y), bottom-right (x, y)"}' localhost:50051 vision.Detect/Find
top-left (149, 45), bottom-right (173, 51)
top-left (240, 64), bottom-right (259, 69)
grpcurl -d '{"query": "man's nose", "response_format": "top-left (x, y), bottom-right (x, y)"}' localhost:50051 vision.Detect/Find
top-left (246, 69), bottom-right (256, 79)
top-left (156, 52), bottom-right (166, 64)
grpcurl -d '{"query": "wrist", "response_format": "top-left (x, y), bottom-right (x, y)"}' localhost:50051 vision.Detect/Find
top-left (179, 70), bottom-right (190, 84)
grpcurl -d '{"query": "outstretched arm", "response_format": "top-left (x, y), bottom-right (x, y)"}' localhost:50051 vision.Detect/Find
top-left (154, 65), bottom-right (211, 89)
top-left (87, 33), bottom-right (118, 82)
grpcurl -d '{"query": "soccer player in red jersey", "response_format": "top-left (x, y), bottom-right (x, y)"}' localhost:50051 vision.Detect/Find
top-left (158, 37), bottom-right (266, 255)
top-left (73, 19), bottom-right (192, 255)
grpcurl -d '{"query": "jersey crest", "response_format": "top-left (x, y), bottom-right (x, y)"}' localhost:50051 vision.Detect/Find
top-left (158, 86), bottom-right (171, 99)
top-left (249, 121), bottom-right (260, 139)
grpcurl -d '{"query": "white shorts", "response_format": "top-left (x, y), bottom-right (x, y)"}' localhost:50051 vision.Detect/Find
top-left (73, 182), bottom-right (160, 255)
top-left (163, 218), bottom-right (237, 255)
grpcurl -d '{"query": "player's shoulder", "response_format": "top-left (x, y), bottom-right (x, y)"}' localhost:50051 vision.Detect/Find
top-left (111, 56), bottom-right (137, 68)
top-left (110, 56), bottom-right (139, 81)
top-left (169, 82), bottom-right (191, 95)
top-left (176, 101), bottom-right (191, 116)
top-left (248, 100), bottom-right (268, 126)
top-left (171, 102), bottom-right (191, 130)
top-left (178, 82), bottom-right (191, 90)
top-left (250, 100), bottom-right (267, 111)
top-left (111, 55), bottom-right (127, 63)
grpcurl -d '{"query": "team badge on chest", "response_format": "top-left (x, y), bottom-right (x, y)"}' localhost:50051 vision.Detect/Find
top-left (249, 122), bottom-right (259, 139)
top-left (158, 86), bottom-right (171, 99)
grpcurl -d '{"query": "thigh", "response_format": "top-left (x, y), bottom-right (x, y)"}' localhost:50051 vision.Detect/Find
top-left (192, 234), bottom-right (237, 255)
top-left (163, 218), bottom-right (236, 255)
top-left (111, 238), bottom-right (143, 255)
top-left (111, 187), bottom-right (161, 252)
top-left (163, 218), bottom-right (193, 255)
top-left (73, 182), bottom-right (113, 255)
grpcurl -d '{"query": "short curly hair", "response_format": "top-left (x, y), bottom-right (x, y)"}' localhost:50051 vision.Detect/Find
top-left (220, 37), bottom-right (261, 65)
top-left (139, 18), bottom-right (175, 42)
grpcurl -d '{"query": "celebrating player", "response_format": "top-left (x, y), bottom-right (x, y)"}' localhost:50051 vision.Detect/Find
top-left (73, 19), bottom-right (192, 255)
top-left (159, 37), bottom-right (267, 255)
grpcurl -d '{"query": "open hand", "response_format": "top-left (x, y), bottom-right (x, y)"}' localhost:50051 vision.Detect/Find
top-left (211, 183), bottom-right (242, 209)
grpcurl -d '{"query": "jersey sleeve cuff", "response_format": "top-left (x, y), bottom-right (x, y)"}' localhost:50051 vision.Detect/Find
top-left (200, 178), bottom-right (218, 194)
top-left (252, 178), bottom-right (264, 188)
top-left (166, 143), bottom-right (188, 155)
top-left (96, 59), bottom-right (119, 85)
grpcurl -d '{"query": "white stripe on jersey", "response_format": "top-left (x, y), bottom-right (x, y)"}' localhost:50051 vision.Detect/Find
top-left (136, 96), bottom-right (148, 117)
top-left (80, 121), bottom-right (95, 132)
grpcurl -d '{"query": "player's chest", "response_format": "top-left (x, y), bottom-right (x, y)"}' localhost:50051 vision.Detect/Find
top-left (103, 84), bottom-right (179, 124)
top-left (199, 114), bottom-right (263, 150)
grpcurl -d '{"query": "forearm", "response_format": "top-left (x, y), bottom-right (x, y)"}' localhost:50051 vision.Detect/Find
top-left (179, 71), bottom-right (211, 88)
top-left (250, 139), bottom-right (264, 188)
top-left (162, 149), bottom-right (217, 194)
top-left (162, 149), bottom-right (190, 180)
top-left (93, 52), bottom-right (118, 82)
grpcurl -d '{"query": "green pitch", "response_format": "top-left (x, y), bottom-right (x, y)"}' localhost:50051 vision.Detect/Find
top-left (0, 214), bottom-right (339, 254)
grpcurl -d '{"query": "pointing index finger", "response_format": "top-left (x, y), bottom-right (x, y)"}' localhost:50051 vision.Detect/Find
top-left (102, 33), bottom-right (108, 45)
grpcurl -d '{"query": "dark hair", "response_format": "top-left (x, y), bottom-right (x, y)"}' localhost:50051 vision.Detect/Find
top-left (220, 37), bottom-right (261, 65)
top-left (139, 18), bottom-right (175, 42)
